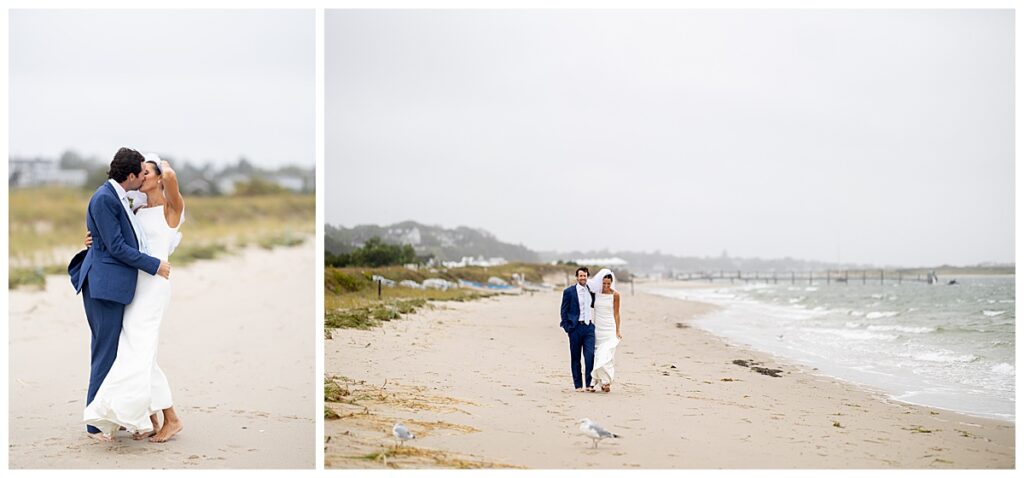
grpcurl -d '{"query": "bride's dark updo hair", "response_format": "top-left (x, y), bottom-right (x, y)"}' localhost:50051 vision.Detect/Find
top-left (603, 274), bottom-right (613, 282)
top-left (145, 160), bottom-right (163, 176)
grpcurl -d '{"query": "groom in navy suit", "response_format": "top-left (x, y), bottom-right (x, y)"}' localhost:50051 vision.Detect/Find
top-left (560, 266), bottom-right (596, 391)
top-left (68, 147), bottom-right (171, 438)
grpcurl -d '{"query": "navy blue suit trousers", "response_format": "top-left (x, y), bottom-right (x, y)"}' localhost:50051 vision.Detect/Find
top-left (567, 322), bottom-right (596, 389)
top-left (81, 280), bottom-right (125, 434)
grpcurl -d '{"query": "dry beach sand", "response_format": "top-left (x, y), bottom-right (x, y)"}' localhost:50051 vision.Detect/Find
top-left (325, 282), bottom-right (1014, 469)
top-left (9, 241), bottom-right (316, 469)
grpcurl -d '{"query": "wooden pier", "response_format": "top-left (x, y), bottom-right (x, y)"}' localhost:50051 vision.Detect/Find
top-left (673, 270), bottom-right (941, 285)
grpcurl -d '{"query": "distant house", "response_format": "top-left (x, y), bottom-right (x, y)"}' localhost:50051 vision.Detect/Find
top-left (576, 257), bottom-right (629, 267)
top-left (9, 158), bottom-right (88, 188)
top-left (215, 174), bottom-right (250, 195)
top-left (266, 174), bottom-right (304, 192)
top-left (217, 173), bottom-right (309, 194)
top-left (442, 256), bottom-right (509, 268)
top-left (181, 177), bottom-right (217, 196)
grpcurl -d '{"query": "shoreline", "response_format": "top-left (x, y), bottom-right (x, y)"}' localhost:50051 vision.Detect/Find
top-left (325, 285), bottom-right (1014, 469)
top-left (9, 241), bottom-right (316, 469)
top-left (645, 279), bottom-right (1016, 424)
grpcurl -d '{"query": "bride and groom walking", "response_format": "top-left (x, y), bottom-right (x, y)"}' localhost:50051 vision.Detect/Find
top-left (560, 267), bottom-right (622, 393)
top-left (68, 147), bottom-right (187, 443)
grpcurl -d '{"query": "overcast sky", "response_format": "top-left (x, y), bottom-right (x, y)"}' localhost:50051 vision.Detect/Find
top-left (10, 10), bottom-right (313, 167)
top-left (327, 10), bottom-right (1013, 267)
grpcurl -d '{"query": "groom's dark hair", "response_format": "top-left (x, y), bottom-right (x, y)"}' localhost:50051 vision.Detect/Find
top-left (575, 266), bottom-right (590, 277)
top-left (107, 147), bottom-right (145, 182)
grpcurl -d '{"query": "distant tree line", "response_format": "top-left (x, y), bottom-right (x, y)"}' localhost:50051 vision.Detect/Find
top-left (323, 221), bottom-right (539, 262)
top-left (13, 150), bottom-right (313, 195)
top-left (325, 237), bottom-right (427, 268)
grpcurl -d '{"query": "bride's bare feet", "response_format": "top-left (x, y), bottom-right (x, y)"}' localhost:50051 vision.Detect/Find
top-left (88, 432), bottom-right (115, 443)
top-left (132, 430), bottom-right (156, 440)
top-left (150, 419), bottom-right (182, 443)
top-left (601, 383), bottom-right (611, 393)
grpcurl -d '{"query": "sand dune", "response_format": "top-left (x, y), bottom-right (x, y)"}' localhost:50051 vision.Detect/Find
top-left (325, 283), bottom-right (1014, 469)
top-left (9, 241), bottom-right (316, 469)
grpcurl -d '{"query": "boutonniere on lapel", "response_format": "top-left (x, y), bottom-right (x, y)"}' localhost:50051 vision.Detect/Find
top-left (128, 197), bottom-right (134, 209)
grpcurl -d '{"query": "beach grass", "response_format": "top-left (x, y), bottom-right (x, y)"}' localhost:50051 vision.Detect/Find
top-left (324, 262), bottom-right (575, 331)
top-left (325, 294), bottom-right (492, 331)
top-left (9, 264), bottom-right (68, 290)
top-left (8, 186), bottom-right (314, 289)
top-left (326, 263), bottom-right (573, 294)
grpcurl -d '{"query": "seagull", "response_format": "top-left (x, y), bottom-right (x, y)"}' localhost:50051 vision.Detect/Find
top-left (392, 422), bottom-right (415, 447)
top-left (578, 418), bottom-right (619, 448)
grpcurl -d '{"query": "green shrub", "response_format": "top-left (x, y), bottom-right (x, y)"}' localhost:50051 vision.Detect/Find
top-left (326, 269), bottom-right (368, 293)
top-left (325, 237), bottom-right (417, 267)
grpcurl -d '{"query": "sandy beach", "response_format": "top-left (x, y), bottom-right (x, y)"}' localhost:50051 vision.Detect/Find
top-left (9, 241), bottom-right (316, 469)
top-left (325, 282), bottom-right (1014, 468)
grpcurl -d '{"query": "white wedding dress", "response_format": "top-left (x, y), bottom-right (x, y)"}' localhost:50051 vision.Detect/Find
top-left (83, 205), bottom-right (182, 435)
top-left (592, 292), bottom-right (619, 386)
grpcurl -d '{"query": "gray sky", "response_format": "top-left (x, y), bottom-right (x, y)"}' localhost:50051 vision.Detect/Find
top-left (10, 10), bottom-right (314, 167)
top-left (327, 10), bottom-right (1013, 267)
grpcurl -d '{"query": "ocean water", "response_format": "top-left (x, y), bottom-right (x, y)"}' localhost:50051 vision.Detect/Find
top-left (651, 276), bottom-right (1015, 421)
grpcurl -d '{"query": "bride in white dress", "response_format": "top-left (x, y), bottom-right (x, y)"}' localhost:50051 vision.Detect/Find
top-left (83, 155), bottom-right (185, 442)
top-left (587, 268), bottom-right (622, 393)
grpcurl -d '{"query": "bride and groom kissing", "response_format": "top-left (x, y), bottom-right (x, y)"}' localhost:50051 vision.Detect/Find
top-left (560, 267), bottom-right (622, 393)
top-left (67, 147), bottom-right (187, 443)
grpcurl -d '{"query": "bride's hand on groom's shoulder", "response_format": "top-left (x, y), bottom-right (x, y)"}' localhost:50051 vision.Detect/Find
top-left (84, 230), bottom-right (93, 248)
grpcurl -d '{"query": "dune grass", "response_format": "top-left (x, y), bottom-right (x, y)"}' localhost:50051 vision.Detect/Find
top-left (324, 293), bottom-right (491, 331)
top-left (9, 264), bottom-right (68, 290)
top-left (9, 186), bottom-right (314, 289)
top-left (326, 263), bottom-right (571, 294)
top-left (324, 262), bottom-right (573, 332)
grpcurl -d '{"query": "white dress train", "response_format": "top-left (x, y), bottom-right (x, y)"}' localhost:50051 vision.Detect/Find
top-left (83, 205), bottom-right (182, 435)
top-left (592, 293), bottom-right (619, 386)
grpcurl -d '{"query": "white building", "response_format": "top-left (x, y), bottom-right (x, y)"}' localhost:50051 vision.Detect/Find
top-left (442, 256), bottom-right (509, 268)
top-left (267, 175), bottom-right (305, 192)
top-left (9, 159), bottom-right (88, 187)
top-left (575, 257), bottom-right (629, 267)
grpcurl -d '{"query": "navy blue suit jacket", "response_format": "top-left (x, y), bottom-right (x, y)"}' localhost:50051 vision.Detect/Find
top-left (71, 181), bottom-right (161, 305)
top-left (560, 284), bottom-right (595, 333)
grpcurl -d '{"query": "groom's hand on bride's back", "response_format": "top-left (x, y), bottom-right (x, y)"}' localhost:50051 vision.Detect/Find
top-left (85, 230), bottom-right (169, 277)
top-left (157, 260), bottom-right (171, 279)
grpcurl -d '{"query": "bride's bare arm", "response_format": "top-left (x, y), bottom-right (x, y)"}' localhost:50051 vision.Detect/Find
top-left (161, 160), bottom-right (185, 226)
top-left (613, 292), bottom-right (621, 338)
